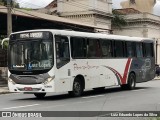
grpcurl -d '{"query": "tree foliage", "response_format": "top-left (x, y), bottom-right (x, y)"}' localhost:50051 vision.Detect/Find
top-left (0, 0), bottom-right (19, 8)
top-left (0, 0), bottom-right (7, 6)
top-left (112, 10), bottom-right (127, 29)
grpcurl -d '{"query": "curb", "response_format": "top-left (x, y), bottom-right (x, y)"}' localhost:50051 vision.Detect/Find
top-left (0, 91), bottom-right (10, 95)
top-left (154, 77), bottom-right (160, 80)
top-left (0, 87), bottom-right (10, 95)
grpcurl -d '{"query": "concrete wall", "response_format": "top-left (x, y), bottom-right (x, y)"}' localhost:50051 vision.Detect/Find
top-left (0, 67), bottom-right (7, 78)
top-left (121, 0), bottom-right (156, 13)
top-left (0, 67), bottom-right (8, 86)
top-left (57, 0), bottom-right (112, 14)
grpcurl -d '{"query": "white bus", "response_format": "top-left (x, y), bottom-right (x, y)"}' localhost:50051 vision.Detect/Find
top-left (8, 29), bottom-right (155, 98)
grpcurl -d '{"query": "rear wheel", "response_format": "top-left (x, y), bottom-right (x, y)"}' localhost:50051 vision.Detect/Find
top-left (34, 93), bottom-right (46, 99)
top-left (69, 78), bottom-right (84, 97)
top-left (121, 73), bottom-right (136, 90)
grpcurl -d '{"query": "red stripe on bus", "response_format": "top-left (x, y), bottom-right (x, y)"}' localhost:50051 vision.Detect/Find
top-left (105, 58), bottom-right (132, 84)
top-left (121, 58), bottom-right (131, 84)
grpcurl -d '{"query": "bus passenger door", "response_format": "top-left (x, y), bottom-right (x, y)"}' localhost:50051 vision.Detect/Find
top-left (55, 35), bottom-right (71, 92)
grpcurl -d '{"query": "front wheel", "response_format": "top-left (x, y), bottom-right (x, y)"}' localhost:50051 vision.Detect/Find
top-left (121, 73), bottom-right (136, 90)
top-left (34, 93), bottom-right (46, 99)
top-left (69, 78), bottom-right (83, 97)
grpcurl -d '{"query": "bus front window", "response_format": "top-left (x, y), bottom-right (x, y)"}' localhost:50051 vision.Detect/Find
top-left (9, 40), bottom-right (53, 71)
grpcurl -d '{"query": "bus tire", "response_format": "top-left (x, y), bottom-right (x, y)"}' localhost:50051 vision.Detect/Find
top-left (69, 78), bottom-right (83, 97)
top-left (121, 73), bottom-right (136, 90)
top-left (34, 93), bottom-right (46, 99)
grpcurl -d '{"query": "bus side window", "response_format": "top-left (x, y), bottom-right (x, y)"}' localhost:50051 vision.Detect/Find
top-left (55, 35), bottom-right (70, 68)
top-left (71, 37), bottom-right (86, 58)
top-left (143, 43), bottom-right (154, 57)
top-left (136, 42), bottom-right (143, 57)
top-left (126, 41), bottom-right (136, 57)
top-left (114, 41), bottom-right (124, 58)
top-left (87, 39), bottom-right (102, 58)
top-left (100, 40), bottom-right (113, 58)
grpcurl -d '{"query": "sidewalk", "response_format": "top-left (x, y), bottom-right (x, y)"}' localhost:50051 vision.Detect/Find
top-left (0, 86), bottom-right (9, 94)
top-left (154, 76), bottom-right (160, 80)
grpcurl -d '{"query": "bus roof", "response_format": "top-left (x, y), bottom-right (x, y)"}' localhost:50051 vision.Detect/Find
top-left (11, 29), bottom-right (154, 42)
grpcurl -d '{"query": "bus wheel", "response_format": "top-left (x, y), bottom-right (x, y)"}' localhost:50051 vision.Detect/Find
top-left (121, 73), bottom-right (136, 90)
top-left (69, 78), bottom-right (83, 97)
top-left (34, 93), bottom-right (46, 99)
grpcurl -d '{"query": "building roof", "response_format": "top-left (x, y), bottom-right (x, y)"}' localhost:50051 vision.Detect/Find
top-left (0, 5), bottom-right (109, 30)
top-left (114, 8), bottom-right (141, 15)
top-left (45, 0), bottom-right (57, 9)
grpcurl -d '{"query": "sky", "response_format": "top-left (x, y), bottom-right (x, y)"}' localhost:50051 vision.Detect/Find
top-left (16, 0), bottom-right (160, 16)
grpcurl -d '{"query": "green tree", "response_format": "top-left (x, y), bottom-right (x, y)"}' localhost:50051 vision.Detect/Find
top-left (0, 0), bottom-right (7, 6)
top-left (0, 0), bottom-right (19, 8)
top-left (112, 10), bottom-right (127, 29)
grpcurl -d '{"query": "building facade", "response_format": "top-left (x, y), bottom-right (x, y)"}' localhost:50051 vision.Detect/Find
top-left (44, 0), bottom-right (113, 34)
top-left (113, 9), bottom-right (160, 64)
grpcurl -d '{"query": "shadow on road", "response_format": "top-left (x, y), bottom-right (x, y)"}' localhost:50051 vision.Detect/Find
top-left (14, 86), bottom-right (150, 101)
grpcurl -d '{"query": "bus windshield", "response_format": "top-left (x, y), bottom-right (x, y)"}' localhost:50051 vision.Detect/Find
top-left (8, 39), bottom-right (53, 71)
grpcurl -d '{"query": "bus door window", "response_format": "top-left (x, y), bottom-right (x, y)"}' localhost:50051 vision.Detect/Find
top-left (55, 35), bottom-right (70, 68)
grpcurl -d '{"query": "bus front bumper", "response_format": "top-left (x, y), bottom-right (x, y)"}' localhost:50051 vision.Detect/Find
top-left (8, 80), bottom-right (55, 93)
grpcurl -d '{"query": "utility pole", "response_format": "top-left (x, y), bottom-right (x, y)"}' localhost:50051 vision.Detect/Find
top-left (7, 0), bottom-right (12, 37)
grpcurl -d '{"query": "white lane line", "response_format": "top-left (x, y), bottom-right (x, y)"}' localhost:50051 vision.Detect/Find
top-left (132, 89), bottom-right (145, 92)
top-left (2, 104), bottom-right (40, 110)
top-left (82, 95), bottom-right (105, 99)
top-left (26, 100), bottom-right (94, 110)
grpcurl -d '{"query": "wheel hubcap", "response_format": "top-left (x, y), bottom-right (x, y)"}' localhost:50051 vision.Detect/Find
top-left (74, 82), bottom-right (81, 94)
top-left (130, 76), bottom-right (135, 87)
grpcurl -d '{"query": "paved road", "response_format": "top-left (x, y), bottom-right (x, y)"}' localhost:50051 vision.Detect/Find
top-left (1, 80), bottom-right (160, 120)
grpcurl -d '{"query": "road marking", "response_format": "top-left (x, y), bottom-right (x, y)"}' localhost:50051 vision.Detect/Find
top-left (26, 100), bottom-right (94, 111)
top-left (2, 104), bottom-right (40, 110)
top-left (82, 95), bottom-right (105, 99)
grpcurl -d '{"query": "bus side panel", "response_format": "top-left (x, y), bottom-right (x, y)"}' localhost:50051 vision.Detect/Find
top-left (71, 59), bottom-right (129, 89)
top-left (54, 63), bottom-right (72, 92)
top-left (129, 57), bottom-right (155, 83)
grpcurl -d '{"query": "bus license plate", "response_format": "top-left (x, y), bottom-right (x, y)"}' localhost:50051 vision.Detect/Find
top-left (24, 87), bottom-right (32, 91)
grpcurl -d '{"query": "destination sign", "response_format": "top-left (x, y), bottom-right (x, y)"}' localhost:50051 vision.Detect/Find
top-left (20, 32), bottom-right (43, 39)
top-left (10, 31), bottom-right (53, 41)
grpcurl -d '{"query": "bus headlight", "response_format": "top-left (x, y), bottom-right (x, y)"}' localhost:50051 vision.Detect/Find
top-left (8, 78), bottom-right (16, 85)
top-left (43, 76), bottom-right (55, 85)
